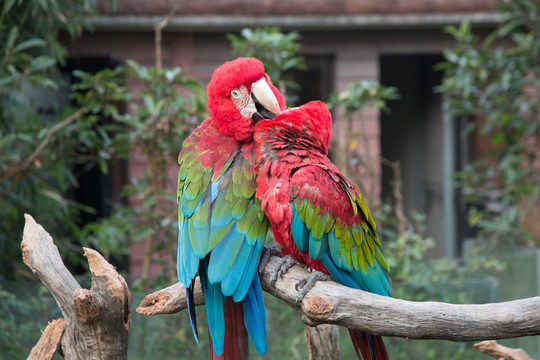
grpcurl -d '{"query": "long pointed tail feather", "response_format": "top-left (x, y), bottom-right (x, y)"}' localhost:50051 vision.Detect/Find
top-left (349, 329), bottom-right (388, 360)
top-left (186, 281), bottom-right (200, 346)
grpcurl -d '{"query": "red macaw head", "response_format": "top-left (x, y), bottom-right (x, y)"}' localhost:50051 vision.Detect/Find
top-left (296, 101), bottom-right (332, 152)
top-left (262, 100), bottom-right (332, 153)
top-left (207, 57), bottom-right (286, 142)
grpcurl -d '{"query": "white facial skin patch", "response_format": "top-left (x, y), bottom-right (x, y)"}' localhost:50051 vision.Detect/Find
top-left (232, 85), bottom-right (257, 119)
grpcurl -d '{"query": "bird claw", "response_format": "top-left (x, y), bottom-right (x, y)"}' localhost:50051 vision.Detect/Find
top-left (294, 271), bottom-right (332, 306)
top-left (269, 254), bottom-right (297, 288)
top-left (258, 246), bottom-right (283, 275)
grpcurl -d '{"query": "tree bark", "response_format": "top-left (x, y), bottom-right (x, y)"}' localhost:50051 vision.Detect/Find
top-left (27, 319), bottom-right (65, 360)
top-left (138, 252), bottom-right (540, 342)
top-left (22, 214), bottom-right (131, 359)
top-left (305, 324), bottom-right (340, 360)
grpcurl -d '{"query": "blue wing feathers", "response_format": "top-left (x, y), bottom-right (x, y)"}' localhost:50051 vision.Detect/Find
top-left (220, 239), bottom-right (254, 297)
top-left (233, 239), bottom-right (263, 302)
top-left (291, 202), bottom-right (309, 252)
top-left (308, 231), bottom-right (328, 260)
top-left (178, 219), bottom-right (199, 287)
top-left (242, 276), bottom-right (267, 355)
top-left (207, 224), bottom-right (245, 284)
top-left (321, 253), bottom-right (360, 288)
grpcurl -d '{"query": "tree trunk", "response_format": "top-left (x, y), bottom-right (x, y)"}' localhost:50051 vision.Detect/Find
top-left (306, 324), bottom-right (340, 360)
top-left (22, 214), bottom-right (131, 359)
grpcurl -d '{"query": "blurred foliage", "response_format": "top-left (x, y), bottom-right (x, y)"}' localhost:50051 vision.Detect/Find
top-left (227, 27), bottom-right (307, 85)
top-left (437, 0), bottom-right (540, 247)
top-left (0, 0), bottom-right (127, 278)
top-left (228, 27), bottom-right (307, 104)
top-left (328, 80), bottom-right (400, 117)
top-left (0, 282), bottom-right (61, 359)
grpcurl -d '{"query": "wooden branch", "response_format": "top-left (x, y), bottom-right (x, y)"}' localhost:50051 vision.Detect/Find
top-left (138, 277), bottom-right (203, 315)
top-left (27, 319), bottom-right (65, 360)
top-left (474, 340), bottom-right (533, 360)
top-left (137, 253), bottom-right (540, 342)
top-left (22, 214), bottom-right (131, 359)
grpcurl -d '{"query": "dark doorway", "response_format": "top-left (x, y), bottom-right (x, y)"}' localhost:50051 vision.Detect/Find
top-left (285, 55), bottom-right (334, 106)
top-left (380, 54), bottom-right (458, 257)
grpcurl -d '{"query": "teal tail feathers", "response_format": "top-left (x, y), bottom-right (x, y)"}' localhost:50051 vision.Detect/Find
top-left (202, 264), bottom-right (267, 359)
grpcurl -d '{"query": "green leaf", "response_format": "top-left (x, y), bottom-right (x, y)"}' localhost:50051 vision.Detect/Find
top-left (13, 38), bottom-right (47, 53)
top-left (5, 26), bottom-right (19, 51)
top-left (29, 56), bottom-right (56, 72)
top-left (133, 227), bottom-right (154, 241)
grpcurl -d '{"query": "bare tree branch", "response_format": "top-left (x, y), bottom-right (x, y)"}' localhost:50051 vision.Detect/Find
top-left (22, 214), bottom-right (131, 359)
top-left (154, 5), bottom-right (176, 70)
top-left (474, 340), bottom-right (533, 360)
top-left (27, 319), bottom-right (65, 360)
top-left (138, 253), bottom-right (540, 342)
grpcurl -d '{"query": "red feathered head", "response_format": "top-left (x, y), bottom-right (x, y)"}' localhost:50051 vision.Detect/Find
top-left (296, 101), bottom-right (332, 152)
top-left (207, 57), bottom-right (286, 142)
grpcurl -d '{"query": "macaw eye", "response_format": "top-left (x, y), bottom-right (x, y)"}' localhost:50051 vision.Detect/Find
top-left (231, 89), bottom-right (241, 99)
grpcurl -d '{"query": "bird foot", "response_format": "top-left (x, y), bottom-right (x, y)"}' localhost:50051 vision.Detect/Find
top-left (258, 245), bottom-right (283, 275)
top-left (269, 254), bottom-right (298, 288)
top-left (294, 270), bottom-right (332, 306)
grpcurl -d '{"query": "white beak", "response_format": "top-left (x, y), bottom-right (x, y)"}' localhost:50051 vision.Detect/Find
top-left (251, 77), bottom-right (281, 120)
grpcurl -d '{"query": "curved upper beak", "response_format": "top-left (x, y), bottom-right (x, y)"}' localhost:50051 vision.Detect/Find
top-left (251, 77), bottom-right (281, 121)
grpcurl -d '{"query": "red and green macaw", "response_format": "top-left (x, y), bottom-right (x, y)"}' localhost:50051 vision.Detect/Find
top-left (177, 57), bottom-right (285, 358)
top-left (254, 101), bottom-right (391, 360)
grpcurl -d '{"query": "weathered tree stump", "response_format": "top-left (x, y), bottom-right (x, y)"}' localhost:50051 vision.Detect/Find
top-left (22, 214), bottom-right (131, 359)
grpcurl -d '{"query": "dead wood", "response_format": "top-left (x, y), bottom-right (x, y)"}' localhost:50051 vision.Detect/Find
top-left (27, 319), bottom-right (65, 360)
top-left (22, 214), bottom-right (131, 359)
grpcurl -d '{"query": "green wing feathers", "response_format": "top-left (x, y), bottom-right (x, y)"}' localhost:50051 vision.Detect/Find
top-left (290, 166), bottom-right (391, 296)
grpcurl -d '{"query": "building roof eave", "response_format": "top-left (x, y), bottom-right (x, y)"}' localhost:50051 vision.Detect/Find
top-left (87, 12), bottom-right (501, 32)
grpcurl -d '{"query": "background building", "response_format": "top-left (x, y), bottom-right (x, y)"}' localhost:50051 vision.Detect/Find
top-left (63, 0), bottom-right (499, 275)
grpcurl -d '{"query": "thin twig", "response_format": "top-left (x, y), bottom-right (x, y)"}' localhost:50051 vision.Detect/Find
top-left (1, 106), bottom-right (86, 184)
top-left (380, 157), bottom-right (410, 235)
top-left (154, 6), bottom-right (176, 70)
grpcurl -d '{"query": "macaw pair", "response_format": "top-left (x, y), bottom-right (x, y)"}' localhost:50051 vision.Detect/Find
top-left (177, 57), bottom-right (391, 360)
